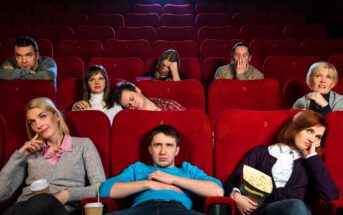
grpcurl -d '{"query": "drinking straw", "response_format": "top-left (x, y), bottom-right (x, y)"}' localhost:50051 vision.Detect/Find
top-left (97, 182), bottom-right (100, 203)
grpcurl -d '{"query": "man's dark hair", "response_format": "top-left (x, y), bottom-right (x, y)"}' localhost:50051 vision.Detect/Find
top-left (13, 37), bottom-right (39, 53)
top-left (231, 41), bottom-right (250, 56)
top-left (108, 81), bottom-right (137, 108)
top-left (148, 124), bottom-right (180, 146)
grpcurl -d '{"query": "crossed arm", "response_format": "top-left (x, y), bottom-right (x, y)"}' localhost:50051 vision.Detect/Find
top-left (109, 170), bottom-right (224, 198)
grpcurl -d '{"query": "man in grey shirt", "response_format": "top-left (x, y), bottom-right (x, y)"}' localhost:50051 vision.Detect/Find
top-left (0, 37), bottom-right (57, 86)
top-left (214, 42), bottom-right (264, 80)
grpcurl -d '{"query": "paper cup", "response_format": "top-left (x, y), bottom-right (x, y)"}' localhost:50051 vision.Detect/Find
top-left (84, 202), bottom-right (103, 215)
top-left (30, 179), bottom-right (50, 195)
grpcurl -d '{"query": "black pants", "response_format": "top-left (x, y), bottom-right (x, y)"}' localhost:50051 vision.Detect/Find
top-left (105, 200), bottom-right (205, 215)
top-left (2, 193), bottom-right (68, 215)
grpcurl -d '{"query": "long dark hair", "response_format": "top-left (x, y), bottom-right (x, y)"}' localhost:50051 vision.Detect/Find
top-left (83, 64), bottom-right (110, 105)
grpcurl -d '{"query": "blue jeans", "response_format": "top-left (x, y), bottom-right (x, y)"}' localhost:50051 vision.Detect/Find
top-left (105, 200), bottom-right (205, 215)
top-left (265, 199), bottom-right (312, 215)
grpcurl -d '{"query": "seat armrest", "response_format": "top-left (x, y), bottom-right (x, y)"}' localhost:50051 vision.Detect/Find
top-left (204, 196), bottom-right (235, 215)
top-left (313, 200), bottom-right (343, 215)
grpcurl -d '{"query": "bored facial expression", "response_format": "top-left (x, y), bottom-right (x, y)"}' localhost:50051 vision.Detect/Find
top-left (158, 59), bottom-right (172, 77)
top-left (88, 72), bottom-right (106, 94)
top-left (232, 46), bottom-right (250, 64)
top-left (149, 133), bottom-right (180, 168)
top-left (14, 46), bottom-right (39, 70)
top-left (294, 125), bottom-right (325, 152)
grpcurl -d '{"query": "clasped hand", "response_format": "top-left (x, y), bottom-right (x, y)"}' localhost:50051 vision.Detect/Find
top-left (147, 170), bottom-right (183, 193)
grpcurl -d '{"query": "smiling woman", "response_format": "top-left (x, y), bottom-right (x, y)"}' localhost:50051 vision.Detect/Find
top-left (292, 62), bottom-right (343, 116)
top-left (0, 97), bottom-right (106, 215)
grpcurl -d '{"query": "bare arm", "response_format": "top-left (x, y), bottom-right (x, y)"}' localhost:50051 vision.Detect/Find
top-left (148, 170), bottom-right (224, 197)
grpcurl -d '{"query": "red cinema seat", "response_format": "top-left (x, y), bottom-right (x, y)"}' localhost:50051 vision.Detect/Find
top-left (157, 26), bottom-right (196, 41)
top-left (64, 111), bottom-right (111, 177)
top-left (197, 26), bottom-right (238, 47)
top-left (300, 39), bottom-right (343, 60)
top-left (151, 40), bottom-right (198, 58)
top-left (67, 3), bottom-right (97, 15)
top-left (99, 3), bottom-right (129, 14)
top-left (201, 56), bottom-right (262, 90)
top-left (11, 12), bottom-right (33, 25)
top-left (211, 109), bottom-right (298, 213)
top-left (0, 25), bottom-right (31, 42)
top-left (0, 38), bottom-right (53, 58)
top-left (270, 12), bottom-right (307, 27)
top-left (159, 14), bottom-right (195, 27)
top-left (33, 2), bottom-right (65, 14)
top-left (162, 4), bottom-right (194, 14)
top-left (199, 39), bottom-right (245, 63)
top-left (207, 79), bottom-right (283, 126)
top-left (51, 12), bottom-right (88, 29)
top-left (283, 78), bottom-right (343, 109)
top-left (55, 56), bottom-right (84, 89)
top-left (32, 25), bottom-right (74, 46)
top-left (88, 13), bottom-right (125, 29)
top-left (194, 3), bottom-right (226, 15)
top-left (263, 56), bottom-right (321, 91)
top-left (89, 57), bottom-right (145, 83)
top-left (232, 12), bottom-right (268, 30)
top-left (109, 109), bottom-right (213, 211)
top-left (250, 38), bottom-right (298, 65)
top-left (116, 27), bottom-right (157, 45)
top-left (239, 24), bottom-right (282, 44)
top-left (74, 25), bottom-right (116, 45)
top-left (315, 112), bottom-right (343, 215)
top-left (195, 13), bottom-right (232, 30)
top-left (145, 57), bottom-right (201, 81)
top-left (201, 57), bottom-right (229, 89)
top-left (55, 40), bottom-right (103, 65)
top-left (0, 80), bottom-right (56, 162)
top-left (227, 4), bottom-right (258, 14)
top-left (328, 54), bottom-right (343, 77)
top-left (131, 4), bottom-right (162, 15)
top-left (125, 13), bottom-right (160, 29)
top-left (283, 24), bottom-right (327, 42)
top-left (57, 78), bottom-right (83, 111)
top-left (57, 77), bottom-right (122, 112)
top-left (103, 39), bottom-right (151, 63)
top-left (136, 79), bottom-right (205, 111)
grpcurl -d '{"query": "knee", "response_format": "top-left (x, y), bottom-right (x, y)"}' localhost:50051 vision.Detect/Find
top-left (286, 199), bottom-right (310, 214)
top-left (31, 193), bottom-right (60, 206)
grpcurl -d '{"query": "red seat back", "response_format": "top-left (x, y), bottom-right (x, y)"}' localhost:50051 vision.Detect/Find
top-left (136, 80), bottom-right (205, 111)
top-left (64, 111), bottom-right (111, 177)
top-left (214, 109), bottom-right (298, 183)
top-left (208, 79), bottom-right (283, 127)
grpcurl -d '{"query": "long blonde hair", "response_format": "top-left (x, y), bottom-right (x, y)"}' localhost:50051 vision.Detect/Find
top-left (25, 97), bottom-right (69, 139)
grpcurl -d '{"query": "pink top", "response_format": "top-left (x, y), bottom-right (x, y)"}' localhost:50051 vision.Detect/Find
top-left (42, 135), bottom-right (72, 165)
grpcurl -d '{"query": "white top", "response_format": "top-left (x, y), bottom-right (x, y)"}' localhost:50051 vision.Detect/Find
top-left (268, 144), bottom-right (302, 188)
top-left (73, 92), bottom-right (122, 125)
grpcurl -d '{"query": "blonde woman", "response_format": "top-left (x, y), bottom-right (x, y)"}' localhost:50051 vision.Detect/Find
top-left (0, 97), bottom-right (105, 214)
top-left (292, 62), bottom-right (343, 116)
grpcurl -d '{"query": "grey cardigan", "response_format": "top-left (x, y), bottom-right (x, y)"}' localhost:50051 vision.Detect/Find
top-left (0, 137), bottom-right (105, 211)
top-left (292, 91), bottom-right (343, 111)
top-left (0, 56), bottom-right (57, 86)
